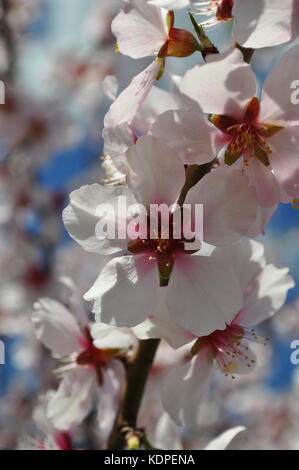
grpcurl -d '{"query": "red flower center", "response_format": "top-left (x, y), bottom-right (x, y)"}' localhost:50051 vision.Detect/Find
top-left (211, 97), bottom-right (284, 167)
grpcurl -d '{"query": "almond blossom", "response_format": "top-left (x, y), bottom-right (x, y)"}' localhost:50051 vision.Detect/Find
top-left (64, 135), bottom-right (257, 334)
top-left (193, 0), bottom-right (299, 49)
top-left (158, 240), bottom-right (294, 426)
top-left (32, 293), bottom-right (136, 430)
top-left (179, 47), bottom-right (299, 212)
top-left (105, 0), bottom-right (200, 127)
top-left (32, 392), bottom-right (74, 450)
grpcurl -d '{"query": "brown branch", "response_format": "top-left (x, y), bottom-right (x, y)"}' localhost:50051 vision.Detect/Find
top-left (107, 338), bottom-right (160, 450)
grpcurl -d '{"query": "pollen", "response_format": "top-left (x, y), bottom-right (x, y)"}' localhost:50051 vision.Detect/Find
top-left (292, 198), bottom-right (299, 210)
top-left (191, 322), bottom-right (268, 380)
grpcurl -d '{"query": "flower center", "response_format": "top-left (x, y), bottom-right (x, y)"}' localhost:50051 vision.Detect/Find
top-left (211, 97), bottom-right (284, 168)
top-left (54, 325), bottom-right (119, 386)
top-left (194, 1), bottom-right (233, 29)
top-left (127, 212), bottom-right (198, 284)
top-left (191, 322), bottom-right (268, 379)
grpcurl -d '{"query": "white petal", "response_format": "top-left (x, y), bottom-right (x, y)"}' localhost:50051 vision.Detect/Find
top-left (148, 0), bottom-right (191, 10)
top-left (204, 426), bottom-right (246, 450)
top-left (84, 255), bottom-right (160, 328)
top-left (260, 45), bottom-right (299, 124)
top-left (104, 60), bottom-right (161, 127)
top-left (186, 168), bottom-right (258, 246)
top-left (112, 0), bottom-right (168, 59)
top-left (134, 85), bottom-right (179, 135)
top-left (125, 135), bottom-right (185, 206)
top-left (97, 360), bottom-right (125, 443)
top-left (133, 289), bottom-right (194, 349)
top-left (47, 367), bottom-right (95, 430)
top-left (180, 49), bottom-right (257, 117)
top-left (151, 413), bottom-right (183, 450)
top-left (151, 108), bottom-right (217, 165)
top-left (91, 322), bottom-right (138, 350)
top-left (63, 183), bottom-right (135, 255)
top-left (238, 264), bottom-right (295, 326)
top-left (103, 75), bottom-right (118, 102)
top-left (166, 253), bottom-right (243, 336)
top-left (32, 298), bottom-right (84, 356)
top-left (233, 0), bottom-right (294, 49)
top-left (213, 239), bottom-right (266, 293)
top-left (162, 353), bottom-right (213, 427)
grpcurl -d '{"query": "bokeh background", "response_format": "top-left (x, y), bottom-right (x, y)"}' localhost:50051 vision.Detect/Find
top-left (0, 0), bottom-right (298, 450)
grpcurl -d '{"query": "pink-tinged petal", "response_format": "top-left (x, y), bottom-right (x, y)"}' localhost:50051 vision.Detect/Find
top-left (63, 184), bottom-right (135, 255)
top-left (180, 49), bottom-right (257, 117)
top-left (151, 108), bottom-right (217, 165)
top-left (166, 253), bottom-right (243, 336)
top-left (47, 368), bottom-right (95, 431)
top-left (91, 322), bottom-right (138, 350)
top-left (134, 85), bottom-right (180, 135)
top-left (151, 413), bottom-right (183, 450)
top-left (245, 157), bottom-right (281, 207)
top-left (214, 240), bottom-right (266, 293)
top-left (186, 168), bottom-right (258, 246)
top-left (97, 360), bottom-right (125, 444)
top-left (103, 75), bottom-right (119, 102)
top-left (233, 0), bottom-right (295, 49)
top-left (133, 289), bottom-right (194, 349)
top-left (125, 135), bottom-right (185, 206)
top-left (260, 45), bottom-right (299, 124)
top-left (162, 352), bottom-right (213, 427)
top-left (59, 276), bottom-right (88, 324)
top-left (268, 127), bottom-right (299, 199)
top-left (84, 255), bottom-right (160, 328)
top-left (103, 123), bottom-right (136, 164)
top-left (204, 426), bottom-right (246, 450)
top-left (112, 0), bottom-right (168, 59)
top-left (104, 60), bottom-right (161, 127)
top-left (237, 264), bottom-right (295, 326)
top-left (246, 204), bottom-right (277, 238)
top-left (32, 299), bottom-right (84, 356)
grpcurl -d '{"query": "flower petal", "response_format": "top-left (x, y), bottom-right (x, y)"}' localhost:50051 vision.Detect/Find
top-left (104, 60), bottom-right (161, 127)
top-left (260, 45), bottom-right (299, 125)
top-left (233, 0), bottom-right (295, 49)
top-left (204, 426), bottom-right (246, 450)
top-left (32, 298), bottom-right (84, 356)
top-left (180, 49), bottom-right (257, 117)
top-left (186, 168), bottom-right (258, 246)
top-left (84, 255), bottom-right (160, 328)
top-left (162, 353), bottom-right (213, 427)
top-left (238, 264), bottom-right (295, 326)
top-left (166, 253), bottom-right (243, 336)
top-left (63, 183), bottom-right (135, 255)
top-left (125, 135), bottom-right (185, 206)
top-left (151, 108), bottom-right (218, 165)
top-left (47, 367), bottom-right (95, 430)
top-left (112, 0), bottom-right (168, 59)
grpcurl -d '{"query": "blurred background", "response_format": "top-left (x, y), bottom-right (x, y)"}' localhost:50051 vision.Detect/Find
top-left (0, 0), bottom-right (298, 450)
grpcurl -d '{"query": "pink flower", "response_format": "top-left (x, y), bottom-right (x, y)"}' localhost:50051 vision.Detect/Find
top-left (159, 240), bottom-right (294, 426)
top-left (64, 136), bottom-right (257, 334)
top-left (105, 0), bottom-right (199, 127)
top-left (32, 392), bottom-right (74, 450)
top-left (193, 0), bottom-right (299, 49)
top-left (180, 47), bottom-right (299, 208)
top-left (32, 294), bottom-right (136, 430)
